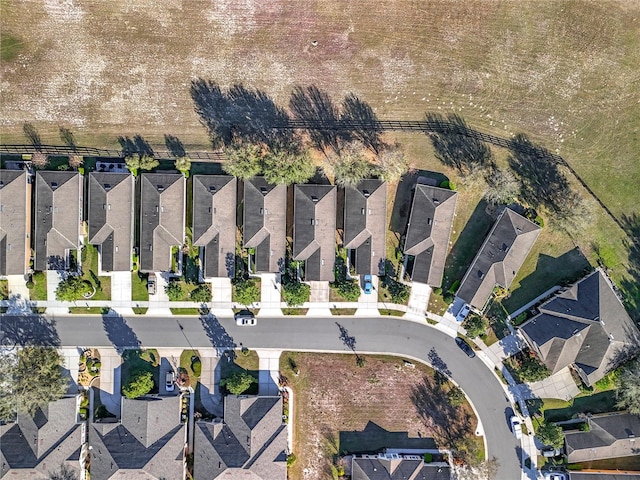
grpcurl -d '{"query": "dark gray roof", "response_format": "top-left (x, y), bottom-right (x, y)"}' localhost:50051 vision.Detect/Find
top-left (194, 395), bottom-right (287, 480)
top-left (351, 455), bottom-right (451, 480)
top-left (343, 179), bottom-right (387, 275)
top-left (34, 171), bottom-right (82, 271)
top-left (192, 175), bottom-right (237, 278)
top-left (293, 184), bottom-right (337, 281)
top-left (457, 208), bottom-right (541, 309)
top-left (0, 170), bottom-right (28, 276)
top-left (520, 270), bottom-right (640, 386)
top-left (0, 397), bottom-right (81, 478)
top-left (139, 173), bottom-right (185, 272)
top-left (565, 413), bottom-right (640, 463)
top-left (403, 184), bottom-right (457, 286)
top-left (89, 396), bottom-right (184, 480)
top-left (88, 173), bottom-right (134, 272)
top-left (243, 177), bottom-right (286, 273)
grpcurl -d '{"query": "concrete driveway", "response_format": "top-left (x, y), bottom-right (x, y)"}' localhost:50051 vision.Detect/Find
top-left (257, 273), bottom-right (282, 317)
top-left (355, 275), bottom-right (379, 317)
top-left (146, 272), bottom-right (172, 315)
top-left (46, 270), bottom-right (69, 314)
top-left (405, 282), bottom-right (431, 319)
top-left (96, 348), bottom-right (123, 417)
top-left (308, 281), bottom-right (331, 316)
top-left (110, 271), bottom-right (133, 315)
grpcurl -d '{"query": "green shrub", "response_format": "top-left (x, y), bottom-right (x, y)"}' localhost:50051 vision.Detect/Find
top-left (512, 312), bottom-right (529, 326)
top-left (122, 369), bottom-right (154, 399)
top-left (579, 422), bottom-right (590, 432)
top-left (282, 281), bottom-right (310, 307)
top-left (286, 454), bottom-right (296, 467)
top-left (240, 347), bottom-right (250, 357)
top-left (383, 277), bottom-right (410, 304)
top-left (536, 422), bottom-right (565, 449)
top-left (78, 407), bottom-right (88, 419)
top-left (333, 279), bottom-right (361, 301)
top-left (191, 356), bottom-right (202, 377)
top-left (439, 180), bottom-right (456, 190)
top-left (80, 395), bottom-right (89, 407)
top-left (534, 215), bottom-right (544, 227)
top-left (424, 453), bottom-right (433, 463)
top-left (25, 279), bottom-right (35, 289)
top-left (447, 386), bottom-right (466, 407)
top-left (448, 279), bottom-right (461, 294)
top-left (443, 293), bottom-right (454, 304)
top-left (165, 281), bottom-right (184, 301)
top-left (233, 278), bottom-right (261, 305)
top-left (221, 371), bottom-right (256, 395)
top-left (432, 287), bottom-right (442, 295)
top-left (190, 284), bottom-right (211, 303)
top-left (462, 314), bottom-right (487, 338)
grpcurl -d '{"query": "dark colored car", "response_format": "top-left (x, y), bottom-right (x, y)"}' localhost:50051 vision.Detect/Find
top-left (455, 337), bottom-right (476, 358)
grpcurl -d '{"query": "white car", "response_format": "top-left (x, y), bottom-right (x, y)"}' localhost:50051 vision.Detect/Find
top-left (510, 415), bottom-right (523, 439)
top-left (165, 371), bottom-right (175, 392)
top-left (543, 473), bottom-right (568, 480)
top-left (456, 304), bottom-right (471, 322)
top-left (235, 310), bottom-right (257, 326)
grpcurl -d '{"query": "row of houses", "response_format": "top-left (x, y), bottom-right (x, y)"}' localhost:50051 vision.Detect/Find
top-left (0, 394), bottom-right (287, 480)
top-left (1, 169), bottom-right (546, 309)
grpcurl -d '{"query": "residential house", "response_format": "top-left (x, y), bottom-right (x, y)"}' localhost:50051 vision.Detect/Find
top-left (568, 473), bottom-right (640, 479)
top-left (565, 412), bottom-right (640, 464)
top-left (343, 179), bottom-right (387, 276)
top-left (0, 397), bottom-right (82, 478)
top-left (192, 175), bottom-right (237, 278)
top-left (139, 173), bottom-right (185, 273)
top-left (243, 177), bottom-right (286, 274)
top-left (351, 453), bottom-right (451, 480)
top-left (34, 171), bottom-right (82, 271)
top-left (520, 270), bottom-right (640, 386)
top-left (403, 183), bottom-right (457, 286)
top-left (88, 396), bottom-right (185, 480)
top-left (293, 184), bottom-right (337, 282)
top-left (193, 395), bottom-right (287, 479)
top-left (456, 208), bottom-right (541, 310)
top-left (88, 173), bottom-right (134, 272)
top-left (0, 170), bottom-right (29, 277)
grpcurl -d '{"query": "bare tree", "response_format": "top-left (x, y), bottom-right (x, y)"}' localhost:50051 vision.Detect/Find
top-left (483, 166), bottom-right (519, 205)
top-left (31, 152), bottom-right (49, 169)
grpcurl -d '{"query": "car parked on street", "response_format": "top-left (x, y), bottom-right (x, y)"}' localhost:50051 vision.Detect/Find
top-left (363, 274), bottom-right (373, 294)
top-left (455, 337), bottom-right (476, 358)
top-left (510, 415), bottom-right (523, 439)
top-left (235, 310), bottom-right (257, 326)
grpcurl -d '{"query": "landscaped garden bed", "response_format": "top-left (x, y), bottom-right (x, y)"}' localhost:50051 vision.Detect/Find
top-left (78, 349), bottom-right (101, 388)
top-left (503, 348), bottom-right (551, 384)
top-left (120, 349), bottom-right (160, 398)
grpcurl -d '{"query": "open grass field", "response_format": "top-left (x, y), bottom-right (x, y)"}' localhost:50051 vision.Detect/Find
top-left (281, 352), bottom-right (479, 480)
top-left (1, 0), bottom-right (639, 217)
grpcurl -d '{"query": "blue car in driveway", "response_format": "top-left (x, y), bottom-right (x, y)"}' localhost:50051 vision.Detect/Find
top-left (363, 275), bottom-right (373, 294)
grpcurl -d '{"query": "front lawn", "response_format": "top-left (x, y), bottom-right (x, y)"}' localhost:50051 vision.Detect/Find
top-left (131, 272), bottom-right (149, 302)
top-left (81, 244), bottom-right (111, 300)
top-left (179, 349), bottom-right (201, 389)
top-left (219, 349), bottom-right (259, 395)
top-left (27, 272), bottom-right (47, 300)
top-left (120, 349), bottom-right (160, 397)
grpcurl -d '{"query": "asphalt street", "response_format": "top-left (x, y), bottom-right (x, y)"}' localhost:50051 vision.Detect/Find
top-left (1, 313), bottom-right (522, 479)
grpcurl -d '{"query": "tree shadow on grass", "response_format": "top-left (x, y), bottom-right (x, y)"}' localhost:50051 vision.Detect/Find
top-left (102, 313), bottom-right (140, 354)
top-left (0, 313), bottom-right (59, 347)
top-left (117, 134), bottom-right (154, 157)
top-left (620, 213), bottom-right (640, 321)
top-left (339, 93), bottom-right (385, 154)
top-left (339, 421), bottom-right (437, 454)
top-left (164, 134), bottom-right (186, 157)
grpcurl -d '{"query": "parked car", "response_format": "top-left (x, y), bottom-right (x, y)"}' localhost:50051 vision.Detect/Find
top-left (543, 473), bottom-right (568, 480)
top-left (456, 304), bottom-right (471, 322)
top-left (235, 310), bottom-right (257, 326)
top-left (363, 275), bottom-right (373, 294)
top-left (455, 337), bottom-right (476, 358)
top-left (541, 446), bottom-right (563, 458)
top-left (147, 273), bottom-right (157, 295)
top-left (165, 370), bottom-right (175, 392)
top-left (510, 415), bottom-right (523, 439)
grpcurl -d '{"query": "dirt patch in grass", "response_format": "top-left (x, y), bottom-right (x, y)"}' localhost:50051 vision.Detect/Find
top-left (281, 352), bottom-right (478, 480)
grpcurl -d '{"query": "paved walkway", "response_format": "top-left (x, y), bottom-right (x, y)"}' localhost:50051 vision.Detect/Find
top-left (483, 333), bottom-right (527, 366)
top-left (6, 275), bottom-right (30, 301)
top-left (97, 348), bottom-right (122, 417)
top-left (256, 349), bottom-right (281, 396)
top-left (405, 282), bottom-right (430, 319)
top-left (257, 273), bottom-right (283, 317)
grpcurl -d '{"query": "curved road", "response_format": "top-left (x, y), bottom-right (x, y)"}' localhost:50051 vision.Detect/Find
top-left (2, 313), bottom-right (521, 479)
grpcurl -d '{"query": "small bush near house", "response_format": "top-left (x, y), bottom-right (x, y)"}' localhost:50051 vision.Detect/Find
top-left (333, 279), bottom-right (361, 301)
top-left (286, 454), bottom-right (297, 467)
top-left (536, 421), bottom-right (565, 449)
top-left (122, 369), bottom-right (154, 399)
top-left (443, 293), bottom-right (454, 304)
top-left (462, 314), bottom-right (487, 338)
top-left (382, 276), bottom-right (410, 304)
top-left (282, 280), bottom-right (310, 307)
top-left (190, 284), bottom-right (211, 303)
top-left (221, 371), bottom-right (256, 395)
top-left (424, 453), bottom-right (433, 463)
top-left (432, 287), bottom-right (442, 295)
top-left (191, 356), bottom-right (202, 377)
top-left (165, 281), bottom-right (184, 301)
top-left (233, 278), bottom-right (260, 305)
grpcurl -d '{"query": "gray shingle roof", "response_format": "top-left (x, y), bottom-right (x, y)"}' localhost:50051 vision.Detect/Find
top-left (139, 173), bottom-right (185, 273)
top-left (343, 179), bottom-right (387, 276)
top-left (192, 175), bottom-right (237, 278)
top-left (0, 397), bottom-right (81, 478)
top-left (403, 184), bottom-right (457, 286)
top-left (351, 455), bottom-right (451, 480)
top-left (457, 208), bottom-right (541, 310)
top-left (520, 270), bottom-right (640, 386)
top-left (293, 184), bottom-right (337, 281)
top-left (88, 173), bottom-right (134, 272)
top-left (194, 395), bottom-right (287, 480)
top-left (0, 170), bottom-right (28, 276)
top-left (243, 178), bottom-right (286, 273)
top-left (34, 171), bottom-right (82, 271)
top-left (569, 473), bottom-right (640, 480)
top-left (89, 396), bottom-right (184, 480)
top-left (565, 413), bottom-right (640, 463)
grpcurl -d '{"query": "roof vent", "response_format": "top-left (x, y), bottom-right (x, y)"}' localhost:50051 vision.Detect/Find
top-left (51, 182), bottom-right (58, 189)
top-left (260, 186), bottom-right (268, 194)
top-left (311, 195), bottom-right (318, 203)
top-left (363, 189), bottom-right (370, 198)
top-left (104, 183), bottom-right (111, 191)
top-left (427, 218), bottom-right (432, 225)
top-left (433, 198), bottom-right (440, 205)
top-left (209, 185), bottom-right (216, 193)
top-left (477, 270), bottom-right (484, 278)
top-left (157, 185), bottom-right (164, 192)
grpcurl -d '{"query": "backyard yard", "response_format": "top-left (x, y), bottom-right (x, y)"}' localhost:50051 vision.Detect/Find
top-left (280, 352), bottom-right (479, 480)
